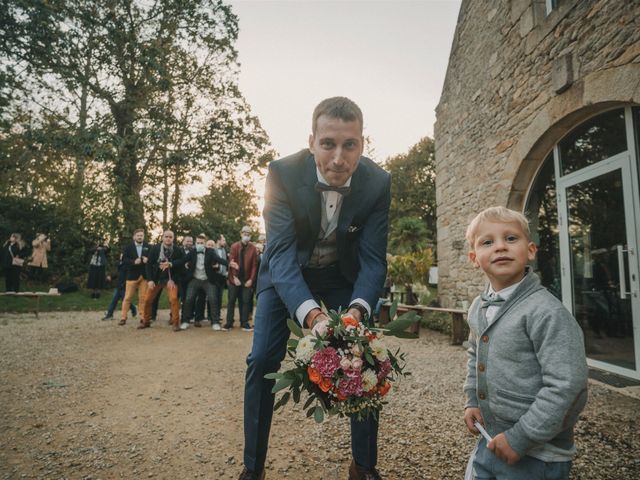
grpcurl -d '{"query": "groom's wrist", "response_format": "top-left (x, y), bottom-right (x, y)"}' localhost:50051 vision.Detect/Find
top-left (305, 309), bottom-right (324, 329)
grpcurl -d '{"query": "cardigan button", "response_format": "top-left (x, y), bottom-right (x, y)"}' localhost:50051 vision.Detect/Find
top-left (481, 335), bottom-right (489, 343)
top-left (478, 392), bottom-right (486, 400)
top-left (478, 363), bottom-right (485, 372)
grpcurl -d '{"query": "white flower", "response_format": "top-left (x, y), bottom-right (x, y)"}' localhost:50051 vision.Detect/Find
top-left (340, 357), bottom-right (352, 370)
top-left (361, 369), bottom-right (378, 391)
top-left (351, 357), bottom-right (363, 370)
top-left (369, 339), bottom-right (388, 361)
top-left (295, 335), bottom-right (316, 363)
top-left (351, 344), bottom-right (363, 357)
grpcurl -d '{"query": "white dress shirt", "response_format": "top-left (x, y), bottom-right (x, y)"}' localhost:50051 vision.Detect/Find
top-left (294, 169), bottom-right (369, 325)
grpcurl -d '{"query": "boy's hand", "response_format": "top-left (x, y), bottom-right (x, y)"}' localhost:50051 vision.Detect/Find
top-left (488, 433), bottom-right (520, 465)
top-left (464, 407), bottom-right (483, 434)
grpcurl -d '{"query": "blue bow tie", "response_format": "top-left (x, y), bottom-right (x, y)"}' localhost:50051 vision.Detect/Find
top-left (315, 182), bottom-right (351, 196)
top-left (480, 293), bottom-right (505, 308)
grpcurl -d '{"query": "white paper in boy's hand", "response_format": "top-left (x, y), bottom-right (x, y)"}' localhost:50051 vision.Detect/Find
top-left (474, 420), bottom-right (493, 442)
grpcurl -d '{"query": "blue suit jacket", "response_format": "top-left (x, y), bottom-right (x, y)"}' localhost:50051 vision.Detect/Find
top-left (256, 149), bottom-right (391, 318)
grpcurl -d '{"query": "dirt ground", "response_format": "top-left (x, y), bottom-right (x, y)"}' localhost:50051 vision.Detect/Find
top-left (0, 310), bottom-right (639, 480)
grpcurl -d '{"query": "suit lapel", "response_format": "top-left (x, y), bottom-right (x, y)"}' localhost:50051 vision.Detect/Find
top-left (297, 153), bottom-right (321, 241)
top-left (338, 159), bottom-right (366, 233)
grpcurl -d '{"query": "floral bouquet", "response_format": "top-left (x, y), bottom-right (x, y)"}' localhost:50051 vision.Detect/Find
top-left (266, 305), bottom-right (419, 422)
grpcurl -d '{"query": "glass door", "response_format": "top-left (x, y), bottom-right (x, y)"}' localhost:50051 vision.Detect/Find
top-left (558, 153), bottom-right (640, 378)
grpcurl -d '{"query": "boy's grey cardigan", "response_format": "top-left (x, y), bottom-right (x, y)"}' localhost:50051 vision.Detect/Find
top-left (464, 270), bottom-right (588, 457)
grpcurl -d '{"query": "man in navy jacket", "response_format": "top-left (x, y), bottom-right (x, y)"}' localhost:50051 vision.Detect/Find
top-left (239, 97), bottom-right (390, 480)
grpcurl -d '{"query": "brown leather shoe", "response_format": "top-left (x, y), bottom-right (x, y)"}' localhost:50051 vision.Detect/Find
top-left (118, 319), bottom-right (126, 326)
top-left (348, 461), bottom-right (382, 480)
top-left (238, 467), bottom-right (265, 480)
top-left (137, 322), bottom-right (150, 329)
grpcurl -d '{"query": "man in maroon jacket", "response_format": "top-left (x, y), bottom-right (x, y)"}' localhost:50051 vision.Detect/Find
top-left (223, 225), bottom-right (258, 331)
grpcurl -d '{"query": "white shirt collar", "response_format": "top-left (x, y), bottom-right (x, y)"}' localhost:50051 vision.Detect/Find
top-left (316, 168), bottom-right (352, 188)
top-left (488, 276), bottom-right (525, 300)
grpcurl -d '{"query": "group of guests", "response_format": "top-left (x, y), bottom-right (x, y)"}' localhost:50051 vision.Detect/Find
top-left (2, 232), bottom-right (51, 292)
top-left (103, 226), bottom-right (264, 333)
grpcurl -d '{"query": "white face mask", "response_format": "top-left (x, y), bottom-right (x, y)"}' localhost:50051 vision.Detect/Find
top-left (196, 244), bottom-right (205, 253)
top-left (241, 235), bottom-right (251, 243)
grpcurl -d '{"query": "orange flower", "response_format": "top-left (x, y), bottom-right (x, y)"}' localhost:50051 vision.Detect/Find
top-left (319, 377), bottom-right (333, 392)
top-left (308, 366), bottom-right (322, 384)
top-left (366, 332), bottom-right (377, 342)
top-left (378, 382), bottom-right (391, 396)
top-left (336, 391), bottom-right (348, 401)
top-left (342, 315), bottom-right (359, 328)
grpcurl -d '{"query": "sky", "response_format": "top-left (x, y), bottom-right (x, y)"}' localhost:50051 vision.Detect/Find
top-left (228, 0), bottom-right (461, 162)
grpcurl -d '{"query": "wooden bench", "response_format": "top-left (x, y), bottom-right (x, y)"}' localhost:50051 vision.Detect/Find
top-left (378, 302), bottom-right (468, 345)
top-left (0, 292), bottom-right (61, 318)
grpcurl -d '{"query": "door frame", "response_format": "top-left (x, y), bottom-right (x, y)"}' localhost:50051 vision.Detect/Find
top-left (555, 106), bottom-right (640, 380)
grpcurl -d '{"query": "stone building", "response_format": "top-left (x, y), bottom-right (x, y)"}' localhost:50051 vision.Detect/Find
top-left (435, 0), bottom-right (640, 380)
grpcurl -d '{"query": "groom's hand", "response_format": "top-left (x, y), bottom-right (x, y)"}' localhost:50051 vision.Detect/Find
top-left (464, 407), bottom-right (483, 435)
top-left (346, 307), bottom-right (362, 323)
top-left (305, 308), bottom-right (329, 335)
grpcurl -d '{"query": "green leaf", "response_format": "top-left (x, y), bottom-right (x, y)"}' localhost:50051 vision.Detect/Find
top-left (287, 318), bottom-right (304, 338)
top-left (264, 372), bottom-right (283, 380)
top-left (287, 338), bottom-right (299, 349)
top-left (365, 351), bottom-right (375, 366)
top-left (271, 377), bottom-right (295, 393)
top-left (274, 391), bottom-right (290, 411)
top-left (314, 406), bottom-right (325, 423)
top-left (389, 299), bottom-right (398, 320)
top-left (306, 406), bottom-right (316, 418)
top-left (293, 386), bottom-right (301, 403)
top-left (303, 395), bottom-right (316, 410)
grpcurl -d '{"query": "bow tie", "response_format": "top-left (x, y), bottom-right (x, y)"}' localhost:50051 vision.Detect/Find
top-left (315, 182), bottom-right (351, 196)
top-left (481, 293), bottom-right (505, 308)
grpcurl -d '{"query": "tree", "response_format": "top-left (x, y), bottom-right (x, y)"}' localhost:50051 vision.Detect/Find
top-left (173, 175), bottom-right (260, 245)
top-left (1, 0), bottom-right (271, 237)
top-left (385, 137), bottom-right (436, 253)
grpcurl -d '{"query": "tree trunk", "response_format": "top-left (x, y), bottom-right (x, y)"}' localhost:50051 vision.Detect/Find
top-left (112, 101), bottom-right (145, 238)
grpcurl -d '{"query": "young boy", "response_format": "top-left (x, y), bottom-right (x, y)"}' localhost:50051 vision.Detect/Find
top-left (463, 206), bottom-right (588, 480)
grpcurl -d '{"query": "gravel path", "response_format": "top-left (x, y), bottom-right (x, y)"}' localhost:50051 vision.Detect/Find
top-left (0, 310), bottom-right (638, 479)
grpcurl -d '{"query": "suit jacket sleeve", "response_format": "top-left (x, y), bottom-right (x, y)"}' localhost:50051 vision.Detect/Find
top-left (122, 245), bottom-right (136, 267)
top-left (263, 162), bottom-right (316, 317)
top-left (350, 173), bottom-right (391, 310)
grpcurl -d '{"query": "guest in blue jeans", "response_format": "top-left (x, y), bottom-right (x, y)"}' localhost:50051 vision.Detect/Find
top-left (103, 254), bottom-right (137, 321)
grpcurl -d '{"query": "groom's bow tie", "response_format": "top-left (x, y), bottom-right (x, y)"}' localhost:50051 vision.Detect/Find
top-left (315, 182), bottom-right (351, 196)
top-left (481, 293), bottom-right (505, 308)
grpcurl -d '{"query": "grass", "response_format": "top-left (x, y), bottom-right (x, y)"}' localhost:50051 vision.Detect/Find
top-left (0, 280), bottom-right (230, 313)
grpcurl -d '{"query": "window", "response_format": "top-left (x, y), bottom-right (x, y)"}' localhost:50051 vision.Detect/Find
top-left (545, 0), bottom-right (558, 16)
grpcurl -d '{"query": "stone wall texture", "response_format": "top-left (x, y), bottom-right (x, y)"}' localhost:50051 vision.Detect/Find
top-left (434, 0), bottom-right (640, 308)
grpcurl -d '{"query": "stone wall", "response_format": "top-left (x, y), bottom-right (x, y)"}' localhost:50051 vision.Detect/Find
top-left (434, 0), bottom-right (640, 308)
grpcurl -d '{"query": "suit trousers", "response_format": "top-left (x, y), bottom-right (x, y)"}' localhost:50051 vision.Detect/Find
top-left (121, 275), bottom-right (147, 321)
top-left (226, 283), bottom-right (253, 328)
top-left (243, 267), bottom-right (378, 472)
top-left (142, 281), bottom-right (180, 327)
top-left (183, 278), bottom-right (216, 322)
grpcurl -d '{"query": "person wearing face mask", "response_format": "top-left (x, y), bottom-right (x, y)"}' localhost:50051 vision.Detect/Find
top-left (223, 226), bottom-right (258, 332)
top-left (178, 235), bottom-right (195, 323)
top-left (180, 234), bottom-right (234, 330)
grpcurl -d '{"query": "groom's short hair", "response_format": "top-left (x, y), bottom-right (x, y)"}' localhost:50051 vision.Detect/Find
top-left (312, 97), bottom-right (363, 135)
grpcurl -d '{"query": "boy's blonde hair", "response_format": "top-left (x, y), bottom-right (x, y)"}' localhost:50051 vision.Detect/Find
top-left (466, 206), bottom-right (531, 248)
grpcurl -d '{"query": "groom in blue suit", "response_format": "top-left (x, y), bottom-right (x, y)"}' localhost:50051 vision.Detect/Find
top-left (239, 97), bottom-right (390, 480)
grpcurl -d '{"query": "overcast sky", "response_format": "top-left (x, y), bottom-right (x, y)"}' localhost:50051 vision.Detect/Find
top-left (228, 0), bottom-right (461, 162)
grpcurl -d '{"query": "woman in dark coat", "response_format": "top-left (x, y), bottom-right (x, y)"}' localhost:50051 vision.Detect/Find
top-left (2, 233), bottom-right (28, 292)
top-left (88, 240), bottom-right (109, 298)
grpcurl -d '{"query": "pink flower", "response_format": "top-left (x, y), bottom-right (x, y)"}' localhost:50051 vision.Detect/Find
top-left (338, 370), bottom-right (364, 398)
top-left (377, 358), bottom-right (392, 381)
top-left (312, 347), bottom-right (341, 377)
